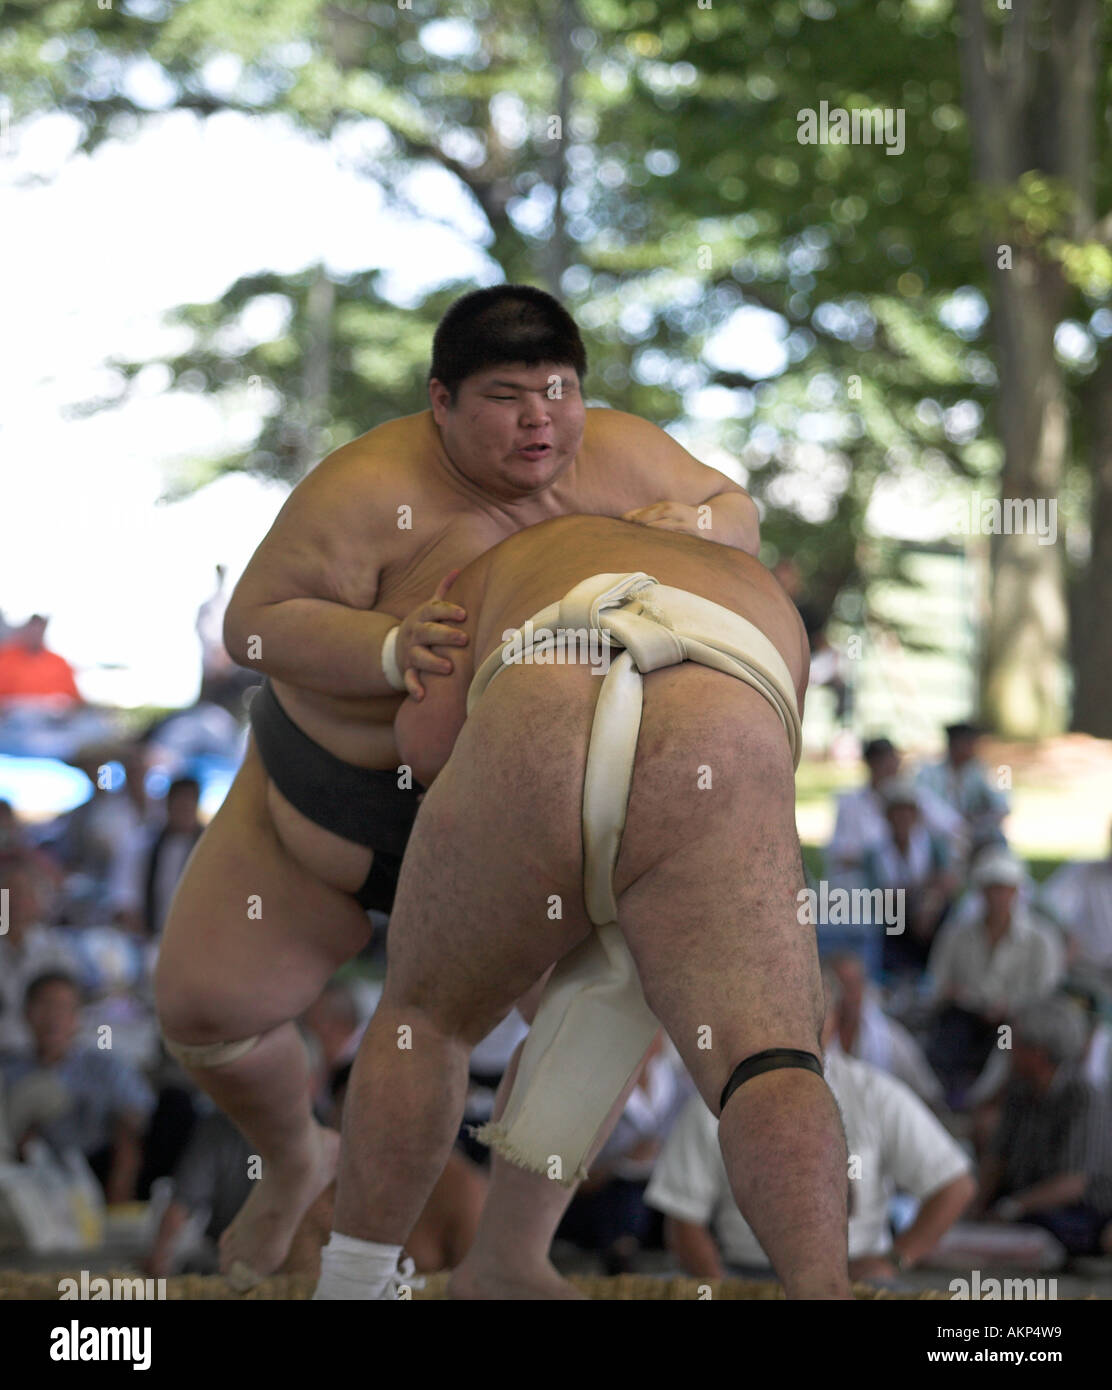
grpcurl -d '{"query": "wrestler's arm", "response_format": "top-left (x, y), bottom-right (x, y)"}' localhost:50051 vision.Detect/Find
top-left (594, 410), bottom-right (760, 554)
top-left (222, 441), bottom-right (411, 698)
top-left (393, 661), bottom-right (470, 789)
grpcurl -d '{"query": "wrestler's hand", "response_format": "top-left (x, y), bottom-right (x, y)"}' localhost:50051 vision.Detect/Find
top-left (398, 570), bottom-right (468, 700)
top-left (622, 501), bottom-right (704, 537)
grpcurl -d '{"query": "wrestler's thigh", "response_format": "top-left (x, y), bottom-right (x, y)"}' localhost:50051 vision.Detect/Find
top-left (614, 668), bottom-right (823, 1111)
top-left (155, 739), bottom-right (375, 1039)
top-left (382, 668), bottom-right (596, 1042)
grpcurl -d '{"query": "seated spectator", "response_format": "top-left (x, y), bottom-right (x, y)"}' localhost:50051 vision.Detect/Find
top-left (0, 616), bottom-right (81, 707)
top-left (0, 855), bottom-right (79, 1057)
top-left (0, 800), bottom-right (22, 854)
top-left (926, 849), bottom-right (1065, 1100)
top-left (865, 778), bottom-right (957, 976)
top-left (645, 969), bottom-right (974, 1282)
top-left (1037, 821), bottom-right (1112, 982)
top-left (53, 743), bottom-right (153, 927)
top-left (915, 721), bottom-right (1009, 850)
top-left (1, 972), bottom-right (155, 1203)
top-left (144, 1103), bottom-right (254, 1277)
top-left (557, 1033), bottom-right (691, 1274)
top-left (971, 998), bottom-right (1112, 1257)
top-left (828, 952), bottom-right (944, 1108)
top-left (108, 778), bottom-right (204, 938)
top-left (964, 982), bottom-right (1112, 1156)
top-left (827, 738), bottom-right (964, 890)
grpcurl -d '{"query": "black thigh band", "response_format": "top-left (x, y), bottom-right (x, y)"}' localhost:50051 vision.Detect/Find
top-left (719, 1048), bottom-right (824, 1114)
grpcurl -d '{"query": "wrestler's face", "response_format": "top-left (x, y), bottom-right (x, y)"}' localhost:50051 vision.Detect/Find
top-left (429, 361), bottom-right (586, 500)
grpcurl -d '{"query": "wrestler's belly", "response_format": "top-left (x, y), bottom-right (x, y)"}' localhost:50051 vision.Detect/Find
top-left (265, 779), bottom-right (375, 896)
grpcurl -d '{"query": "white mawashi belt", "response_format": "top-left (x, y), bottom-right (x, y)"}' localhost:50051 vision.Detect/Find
top-left (467, 572), bottom-right (801, 1182)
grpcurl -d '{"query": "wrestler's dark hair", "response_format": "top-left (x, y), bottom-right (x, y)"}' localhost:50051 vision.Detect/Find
top-left (429, 284), bottom-right (587, 403)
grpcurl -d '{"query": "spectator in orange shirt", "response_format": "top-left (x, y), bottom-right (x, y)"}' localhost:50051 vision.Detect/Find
top-left (0, 616), bottom-right (81, 706)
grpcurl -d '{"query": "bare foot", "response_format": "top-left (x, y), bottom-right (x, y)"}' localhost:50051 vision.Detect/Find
top-left (447, 1257), bottom-right (586, 1301)
top-left (219, 1125), bottom-right (340, 1290)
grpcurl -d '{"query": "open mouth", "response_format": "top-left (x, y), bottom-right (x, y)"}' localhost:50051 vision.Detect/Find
top-left (517, 444), bottom-right (552, 459)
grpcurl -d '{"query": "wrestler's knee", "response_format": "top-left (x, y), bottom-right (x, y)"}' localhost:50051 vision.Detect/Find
top-left (378, 980), bottom-right (505, 1052)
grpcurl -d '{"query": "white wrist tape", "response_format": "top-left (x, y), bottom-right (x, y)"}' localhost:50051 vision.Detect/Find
top-left (381, 625), bottom-right (406, 692)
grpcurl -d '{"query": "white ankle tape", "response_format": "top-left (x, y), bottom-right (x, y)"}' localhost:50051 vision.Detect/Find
top-left (313, 1233), bottom-right (407, 1301)
top-left (163, 1033), bottom-right (262, 1068)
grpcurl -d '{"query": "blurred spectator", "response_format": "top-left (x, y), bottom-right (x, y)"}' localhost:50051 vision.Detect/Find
top-left (1036, 821), bottom-right (1112, 982)
top-left (964, 983), bottom-right (1112, 1158)
top-left (827, 738), bottom-right (964, 890)
top-left (828, 952), bottom-right (944, 1108)
top-left (916, 722), bottom-right (1009, 851)
top-left (0, 800), bottom-right (22, 853)
top-left (144, 1104), bottom-right (254, 1277)
top-left (557, 1034), bottom-right (691, 1274)
top-left (972, 998), bottom-right (1112, 1257)
top-left (927, 850), bottom-right (1064, 1099)
top-left (0, 800), bottom-right (63, 894)
top-left (1, 972), bottom-right (155, 1203)
top-left (646, 971), bottom-right (974, 1281)
top-left (107, 778), bottom-right (203, 938)
top-left (54, 744), bottom-right (153, 926)
top-left (0, 616), bottom-right (80, 707)
top-left (865, 777), bottom-right (958, 976)
top-left (0, 855), bottom-right (79, 1057)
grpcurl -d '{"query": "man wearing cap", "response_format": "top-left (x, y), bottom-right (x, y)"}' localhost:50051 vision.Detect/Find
top-left (828, 739), bottom-right (963, 892)
top-left (926, 849), bottom-right (1064, 1098)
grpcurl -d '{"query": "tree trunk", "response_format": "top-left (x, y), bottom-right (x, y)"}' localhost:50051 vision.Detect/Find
top-left (956, 0), bottom-right (1099, 736)
top-left (1073, 346), bottom-right (1112, 735)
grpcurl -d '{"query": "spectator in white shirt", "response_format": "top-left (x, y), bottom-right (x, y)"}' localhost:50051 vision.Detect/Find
top-left (865, 778), bottom-right (958, 976)
top-left (927, 849), bottom-right (1064, 1100)
top-left (827, 738), bottom-right (964, 892)
top-left (645, 969), bottom-right (974, 1282)
top-left (829, 952), bottom-right (944, 1108)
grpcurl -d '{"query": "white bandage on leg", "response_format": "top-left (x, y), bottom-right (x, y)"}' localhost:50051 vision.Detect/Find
top-left (312, 1232), bottom-right (417, 1301)
top-left (468, 572), bottom-right (803, 1183)
top-left (163, 1034), bottom-right (262, 1068)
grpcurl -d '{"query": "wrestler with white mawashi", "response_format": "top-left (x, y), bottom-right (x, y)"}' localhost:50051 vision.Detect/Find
top-left (317, 514), bottom-right (851, 1301)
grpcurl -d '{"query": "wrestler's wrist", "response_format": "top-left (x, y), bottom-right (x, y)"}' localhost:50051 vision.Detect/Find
top-left (381, 625), bottom-right (407, 692)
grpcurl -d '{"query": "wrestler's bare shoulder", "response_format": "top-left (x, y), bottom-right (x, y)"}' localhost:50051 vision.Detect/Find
top-left (311, 412), bottom-right (445, 500)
